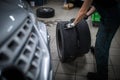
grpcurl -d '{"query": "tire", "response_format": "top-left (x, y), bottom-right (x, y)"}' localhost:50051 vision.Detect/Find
top-left (56, 21), bottom-right (78, 62)
top-left (1, 65), bottom-right (26, 80)
top-left (76, 19), bottom-right (91, 55)
top-left (56, 20), bottom-right (91, 62)
top-left (36, 7), bottom-right (55, 18)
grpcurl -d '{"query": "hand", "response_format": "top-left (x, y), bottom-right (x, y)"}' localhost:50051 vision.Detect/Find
top-left (66, 23), bottom-right (75, 29)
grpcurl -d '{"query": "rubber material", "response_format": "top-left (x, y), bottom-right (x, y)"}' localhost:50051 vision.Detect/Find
top-left (36, 7), bottom-right (55, 18)
top-left (76, 19), bottom-right (91, 55)
top-left (56, 21), bottom-right (77, 62)
top-left (1, 65), bottom-right (26, 80)
top-left (56, 19), bottom-right (91, 62)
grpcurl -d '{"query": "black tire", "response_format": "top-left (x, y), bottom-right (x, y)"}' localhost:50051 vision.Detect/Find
top-left (56, 20), bottom-right (91, 62)
top-left (1, 65), bottom-right (26, 80)
top-left (56, 21), bottom-right (78, 62)
top-left (36, 7), bottom-right (55, 18)
top-left (76, 19), bottom-right (91, 55)
top-left (70, 19), bottom-right (91, 55)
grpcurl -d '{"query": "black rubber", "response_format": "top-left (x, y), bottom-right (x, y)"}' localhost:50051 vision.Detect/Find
top-left (75, 19), bottom-right (91, 55)
top-left (70, 19), bottom-right (91, 54)
top-left (56, 21), bottom-right (77, 62)
top-left (56, 19), bottom-right (91, 63)
top-left (36, 7), bottom-right (55, 18)
top-left (1, 65), bottom-right (26, 80)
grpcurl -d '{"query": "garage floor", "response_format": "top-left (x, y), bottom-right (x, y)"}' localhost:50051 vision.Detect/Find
top-left (36, 0), bottom-right (120, 80)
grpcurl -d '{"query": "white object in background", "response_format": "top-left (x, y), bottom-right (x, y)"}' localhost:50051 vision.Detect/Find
top-left (30, 1), bottom-right (35, 7)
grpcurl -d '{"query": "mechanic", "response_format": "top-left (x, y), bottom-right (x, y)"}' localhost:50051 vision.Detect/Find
top-left (84, 6), bottom-right (96, 19)
top-left (67, 0), bottom-right (120, 80)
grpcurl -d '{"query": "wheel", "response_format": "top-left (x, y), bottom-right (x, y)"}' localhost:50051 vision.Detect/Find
top-left (1, 65), bottom-right (26, 80)
top-left (36, 7), bottom-right (55, 18)
top-left (56, 20), bottom-right (91, 62)
top-left (56, 21), bottom-right (78, 63)
top-left (69, 18), bottom-right (91, 55)
top-left (76, 19), bottom-right (91, 55)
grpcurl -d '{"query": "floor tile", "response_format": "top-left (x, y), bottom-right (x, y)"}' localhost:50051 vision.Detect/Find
top-left (57, 62), bottom-right (77, 74)
top-left (114, 27), bottom-right (120, 46)
top-left (74, 54), bottom-right (87, 63)
top-left (113, 65), bottom-right (120, 80)
top-left (110, 55), bottom-right (120, 66)
top-left (76, 76), bottom-right (88, 80)
top-left (111, 37), bottom-right (120, 48)
top-left (47, 26), bottom-right (56, 42)
top-left (55, 73), bottom-right (75, 80)
top-left (85, 52), bottom-right (96, 64)
top-left (50, 39), bottom-right (59, 60)
top-left (74, 52), bottom-right (96, 64)
top-left (50, 51), bottom-right (59, 60)
top-left (52, 60), bottom-right (59, 73)
top-left (110, 48), bottom-right (120, 56)
top-left (76, 63), bottom-right (96, 76)
top-left (108, 66), bottom-right (116, 80)
top-left (50, 47), bottom-right (59, 60)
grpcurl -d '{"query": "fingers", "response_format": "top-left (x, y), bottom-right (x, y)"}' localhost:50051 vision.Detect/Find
top-left (64, 23), bottom-right (75, 29)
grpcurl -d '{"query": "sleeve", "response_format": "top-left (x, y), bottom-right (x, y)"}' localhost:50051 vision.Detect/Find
top-left (91, 1), bottom-right (95, 6)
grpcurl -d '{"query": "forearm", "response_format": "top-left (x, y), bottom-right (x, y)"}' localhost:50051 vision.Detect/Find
top-left (86, 6), bottom-right (96, 16)
top-left (73, 0), bottom-right (93, 25)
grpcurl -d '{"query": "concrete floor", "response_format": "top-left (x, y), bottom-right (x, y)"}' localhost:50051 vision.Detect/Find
top-left (36, 0), bottom-right (120, 80)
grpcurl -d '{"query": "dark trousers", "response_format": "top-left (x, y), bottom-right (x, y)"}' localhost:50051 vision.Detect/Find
top-left (94, 5), bottom-right (120, 80)
top-left (95, 23), bottom-right (119, 80)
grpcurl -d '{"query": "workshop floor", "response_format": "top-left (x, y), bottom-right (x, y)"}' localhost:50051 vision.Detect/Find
top-left (36, 0), bottom-right (120, 80)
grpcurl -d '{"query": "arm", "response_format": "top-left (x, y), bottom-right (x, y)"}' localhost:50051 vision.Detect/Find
top-left (73, 0), bottom-right (93, 25)
top-left (86, 6), bottom-right (96, 17)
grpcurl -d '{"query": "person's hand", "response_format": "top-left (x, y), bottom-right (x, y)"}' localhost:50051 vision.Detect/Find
top-left (66, 22), bottom-right (75, 29)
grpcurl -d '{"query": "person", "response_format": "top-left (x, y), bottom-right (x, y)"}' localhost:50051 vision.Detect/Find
top-left (84, 6), bottom-right (96, 19)
top-left (67, 0), bottom-right (120, 80)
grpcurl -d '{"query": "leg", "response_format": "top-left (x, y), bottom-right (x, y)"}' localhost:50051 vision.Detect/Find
top-left (95, 23), bottom-right (119, 80)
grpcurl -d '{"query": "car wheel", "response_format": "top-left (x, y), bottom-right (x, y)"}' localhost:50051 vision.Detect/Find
top-left (76, 19), bottom-right (91, 55)
top-left (1, 65), bottom-right (26, 80)
top-left (36, 7), bottom-right (55, 18)
top-left (56, 21), bottom-right (77, 63)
